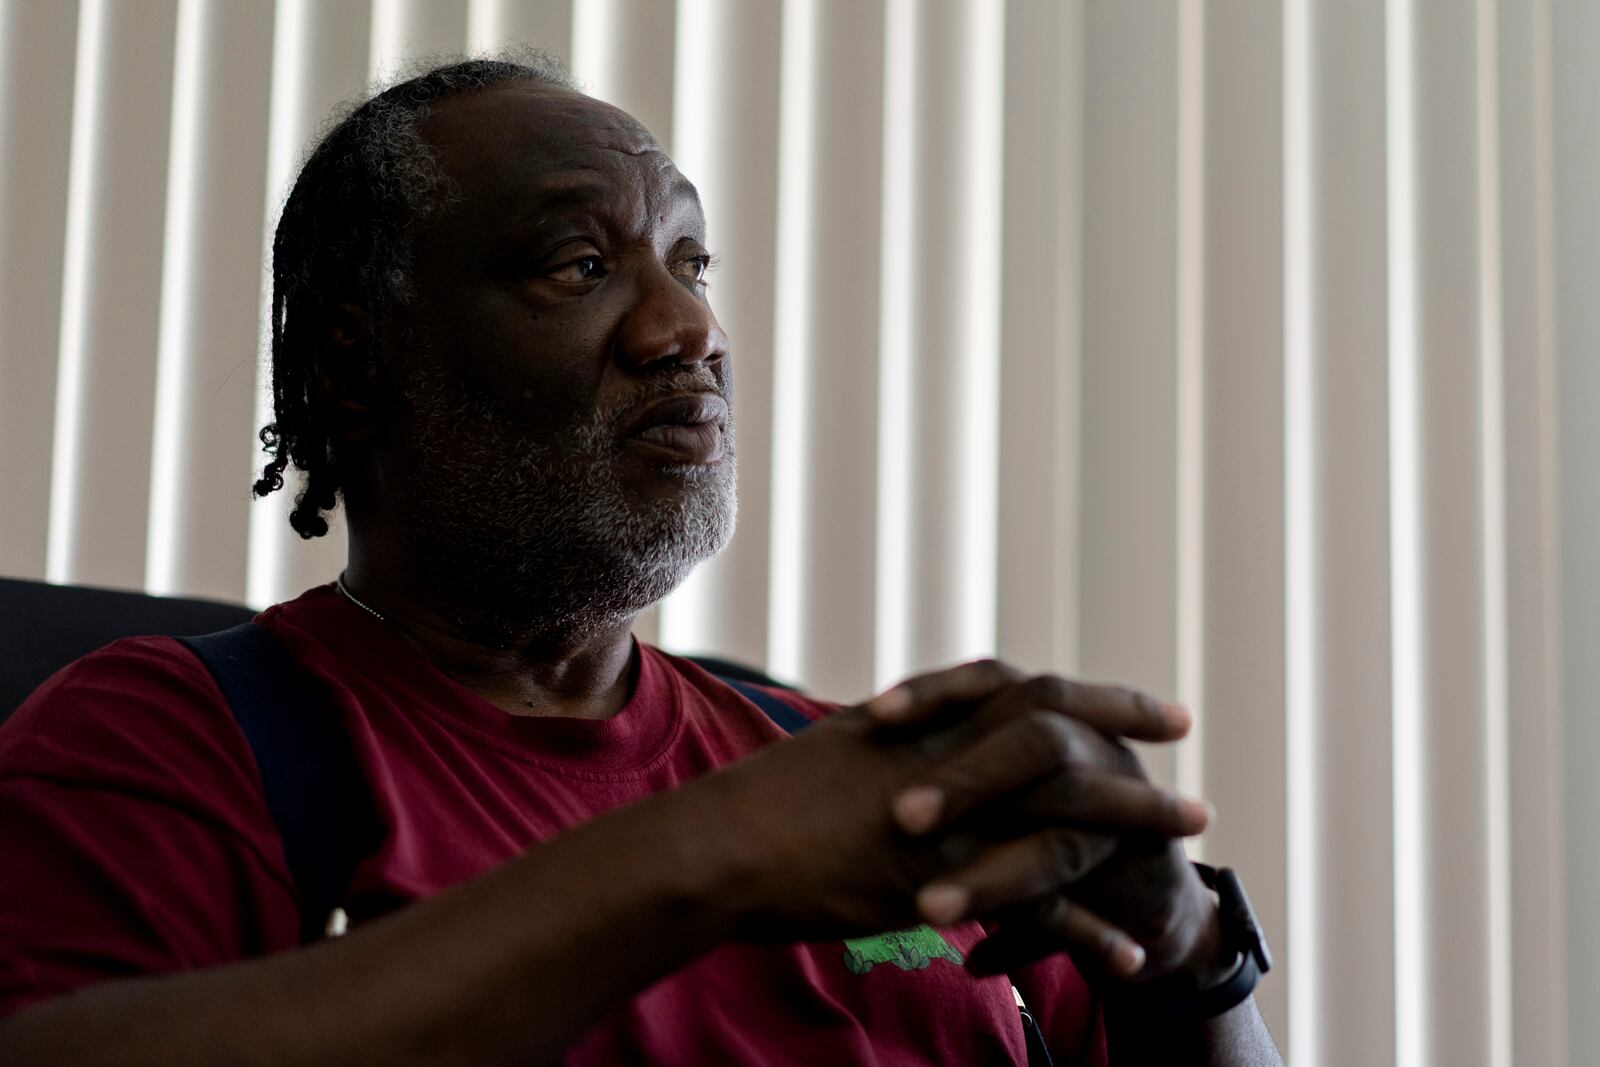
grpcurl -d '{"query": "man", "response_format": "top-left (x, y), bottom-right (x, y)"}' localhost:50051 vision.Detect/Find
top-left (0, 56), bottom-right (1281, 1064)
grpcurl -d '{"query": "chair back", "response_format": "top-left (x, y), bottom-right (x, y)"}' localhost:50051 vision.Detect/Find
top-left (0, 577), bottom-right (254, 724)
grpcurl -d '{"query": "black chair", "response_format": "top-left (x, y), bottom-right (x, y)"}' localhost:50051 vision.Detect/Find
top-left (0, 577), bottom-right (256, 725)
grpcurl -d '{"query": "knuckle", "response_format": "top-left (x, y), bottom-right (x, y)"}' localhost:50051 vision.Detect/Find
top-left (973, 657), bottom-right (1021, 686)
top-left (1043, 831), bottom-right (1089, 881)
top-left (1022, 709), bottom-right (1076, 766)
top-left (1038, 892), bottom-right (1077, 937)
top-left (1022, 673), bottom-right (1075, 710)
top-left (1110, 739), bottom-right (1146, 779)
top-left (971, 656), bottom-right (1003, 679)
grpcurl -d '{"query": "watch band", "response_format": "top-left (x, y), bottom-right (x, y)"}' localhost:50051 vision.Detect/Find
top-left (1199, 862), bottom-right (1273, 977)
top-left (1109, 862), bottom-right (1273, 1023)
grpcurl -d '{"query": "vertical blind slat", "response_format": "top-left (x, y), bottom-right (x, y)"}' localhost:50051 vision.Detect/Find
top-left (0, 0), bottom-right (78, 579)
top-left (1552, 0), bottom-right (1600, 1063)
top-left (1198, 0), bottom-right (1288, 1044)
top-left (49, 0), bottom-right (179, 589)
top-left (770, 0), bottom-right (885, 699)
top-left (995, 0), bottom-right (1081, 676)
top-left (1497, 2), bottom-right (1567, 1065)
top-left (1411, 4), bottom-right (1495, 1062)
top-left (900, 0), bottom-right (1001, 675)
top-left (658, 0), bottom-right (783, 667)
top-left (147, 0), bottom-right (274, 602)
top-left (1079, 1), bottom-right (1183, 790)
top-left (1298, 2), bottom-right (1398, 1065)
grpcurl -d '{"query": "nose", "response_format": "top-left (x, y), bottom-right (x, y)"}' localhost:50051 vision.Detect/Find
top-left (614, 259), bottom-right (729, 372)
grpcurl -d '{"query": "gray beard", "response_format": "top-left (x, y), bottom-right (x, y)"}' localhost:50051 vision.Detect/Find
top-left (391, 364), bottom-right (737, 649)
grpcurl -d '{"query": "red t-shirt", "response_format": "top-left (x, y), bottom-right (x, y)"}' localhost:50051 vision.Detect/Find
top-left (0, 585), bottom-right (1107, 1064)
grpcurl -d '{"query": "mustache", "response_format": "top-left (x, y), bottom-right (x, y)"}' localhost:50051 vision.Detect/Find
top-left (603, 368), bottom-right (728, 430)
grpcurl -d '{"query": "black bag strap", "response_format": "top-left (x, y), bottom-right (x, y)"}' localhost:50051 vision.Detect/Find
top-left (714, 674), bottom-right (814, 735)
top-left (178, 623), bottom-right (378, 944)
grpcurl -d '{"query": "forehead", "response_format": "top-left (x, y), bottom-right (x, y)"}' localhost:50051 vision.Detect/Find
top-left (417, 80), bottom-right (699, 232)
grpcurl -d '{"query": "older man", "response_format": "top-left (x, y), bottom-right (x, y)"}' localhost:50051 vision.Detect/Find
top-left (0, 56), bottom-right (1280, 1064)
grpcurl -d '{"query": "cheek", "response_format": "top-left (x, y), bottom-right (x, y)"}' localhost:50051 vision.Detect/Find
top-left (452, 295), bottom-right (614, 423)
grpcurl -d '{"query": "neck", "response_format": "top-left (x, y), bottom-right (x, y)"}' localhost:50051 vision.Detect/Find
top-left (342, 542), bottom-right (640, 721)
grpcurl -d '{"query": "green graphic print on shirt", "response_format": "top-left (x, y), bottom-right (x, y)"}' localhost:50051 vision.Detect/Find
top-left (842, 925), bottom-right (965, 976)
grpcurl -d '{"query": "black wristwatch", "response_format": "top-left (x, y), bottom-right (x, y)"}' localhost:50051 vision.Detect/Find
top-left (1113, 862), bottom-right (1273, 1022)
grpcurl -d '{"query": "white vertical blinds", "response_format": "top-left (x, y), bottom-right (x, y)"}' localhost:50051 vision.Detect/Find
top-left (995, 0), bottom-right (1081, 682)
top-left (769, 0), bottom-right (885, 698)
top-left (1078, 2), bottom-right (1184, 805)
top-left (896, 0), bottom-right (1002, 678)
top-left (147, 0), bottom-right (273, 601)
top-left (1554, 2), bottom-right (1600, 1060)
top-left (1289, 2), bottom-right (1399, 1064)
top-left (1500, 4), bottom-right (1567, 1066)
top-left (0, 1), bottom-right (76, 581)
top-left (1199, 0), bottom-right (1288, 1043)
top-left (48, 0), bottom-right (178, 589)
top-left (0, 2), bottom-right (1592, 1063)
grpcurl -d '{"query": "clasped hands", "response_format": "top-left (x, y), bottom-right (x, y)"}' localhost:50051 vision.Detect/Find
top-left (712, 659), bottom-right (1225, 991)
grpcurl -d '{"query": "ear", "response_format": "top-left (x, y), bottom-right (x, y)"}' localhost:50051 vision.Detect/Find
top-left (313, 303), bottom-right (382, 444)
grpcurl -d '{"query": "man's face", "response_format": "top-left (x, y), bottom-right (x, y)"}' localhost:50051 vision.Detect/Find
top-left (373, 81), bottom-right (736, 645)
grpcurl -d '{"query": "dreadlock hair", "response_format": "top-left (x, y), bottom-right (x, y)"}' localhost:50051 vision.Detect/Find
top-left (254, 50), bottom-right (578, 538)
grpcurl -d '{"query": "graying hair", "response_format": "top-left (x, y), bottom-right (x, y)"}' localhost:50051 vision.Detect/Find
top-left (255, 50), bottom-right (579, 538)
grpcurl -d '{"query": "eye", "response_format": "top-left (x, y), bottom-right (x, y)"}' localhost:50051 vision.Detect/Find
top-left (548, 255), bottom-right (607, 283)
top-left (673, 254), bottom-right (715, 288)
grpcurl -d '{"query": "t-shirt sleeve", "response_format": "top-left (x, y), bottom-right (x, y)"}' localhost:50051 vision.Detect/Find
top-left (0, 637), bottom-right (300, 1018)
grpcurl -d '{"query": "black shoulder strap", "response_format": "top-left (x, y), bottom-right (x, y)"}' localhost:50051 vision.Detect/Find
top-left (715, 674), bottom-right (813, 735)
top-left (178, 623), bottom-right (378, 944)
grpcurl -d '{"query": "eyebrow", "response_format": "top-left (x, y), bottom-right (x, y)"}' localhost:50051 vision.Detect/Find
top-left (510, 174), bottom-right (704, 237)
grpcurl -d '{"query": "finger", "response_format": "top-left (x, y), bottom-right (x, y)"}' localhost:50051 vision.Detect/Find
top-left (1004, 772), bottom-right (1213, 838)
top-left (1005, 673), bottom-right (1191, 743)
top-left (914, 830), bottom-right (1118, 925)
top-left (890, 711), bottom-right (1211, 836)
top-left (965, 896), bottom-right (1145, 979)
top-left (862, 658), bottom-right (1024, 724)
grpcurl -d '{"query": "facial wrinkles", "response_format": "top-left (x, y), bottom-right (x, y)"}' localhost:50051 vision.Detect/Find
top-left (394, 358), bottom-right (737, 649)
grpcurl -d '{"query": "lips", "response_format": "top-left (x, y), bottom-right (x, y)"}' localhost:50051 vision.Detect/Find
top-left (623, 392), bottom-right (728, 465)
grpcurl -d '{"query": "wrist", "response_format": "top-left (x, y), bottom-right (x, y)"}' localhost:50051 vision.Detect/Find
top-left (1105, 863), bottom-right (1271, 1024)
top-left (1172, 883), bottom-right (1236, 990)
top-left (654, 771), bottom-right (772, 937)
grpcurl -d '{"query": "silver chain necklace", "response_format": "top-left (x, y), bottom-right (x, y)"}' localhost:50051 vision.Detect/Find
top-left (335, 572), bottom-right (387, 623)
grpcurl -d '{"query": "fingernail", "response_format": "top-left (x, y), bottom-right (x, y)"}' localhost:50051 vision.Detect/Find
top-left (1179, 796), bottom-right (1215, 829)
top-left (917, 884), bottom-right (970, 925)
top-left (1163, 702), bottom-right (1193, 731)
top-left (1115, 937), bottom-right (1146, 976)
top-left (893, 787), bottom-right (944, 835)
top-left (865, 686), bottom-right (913, 721)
